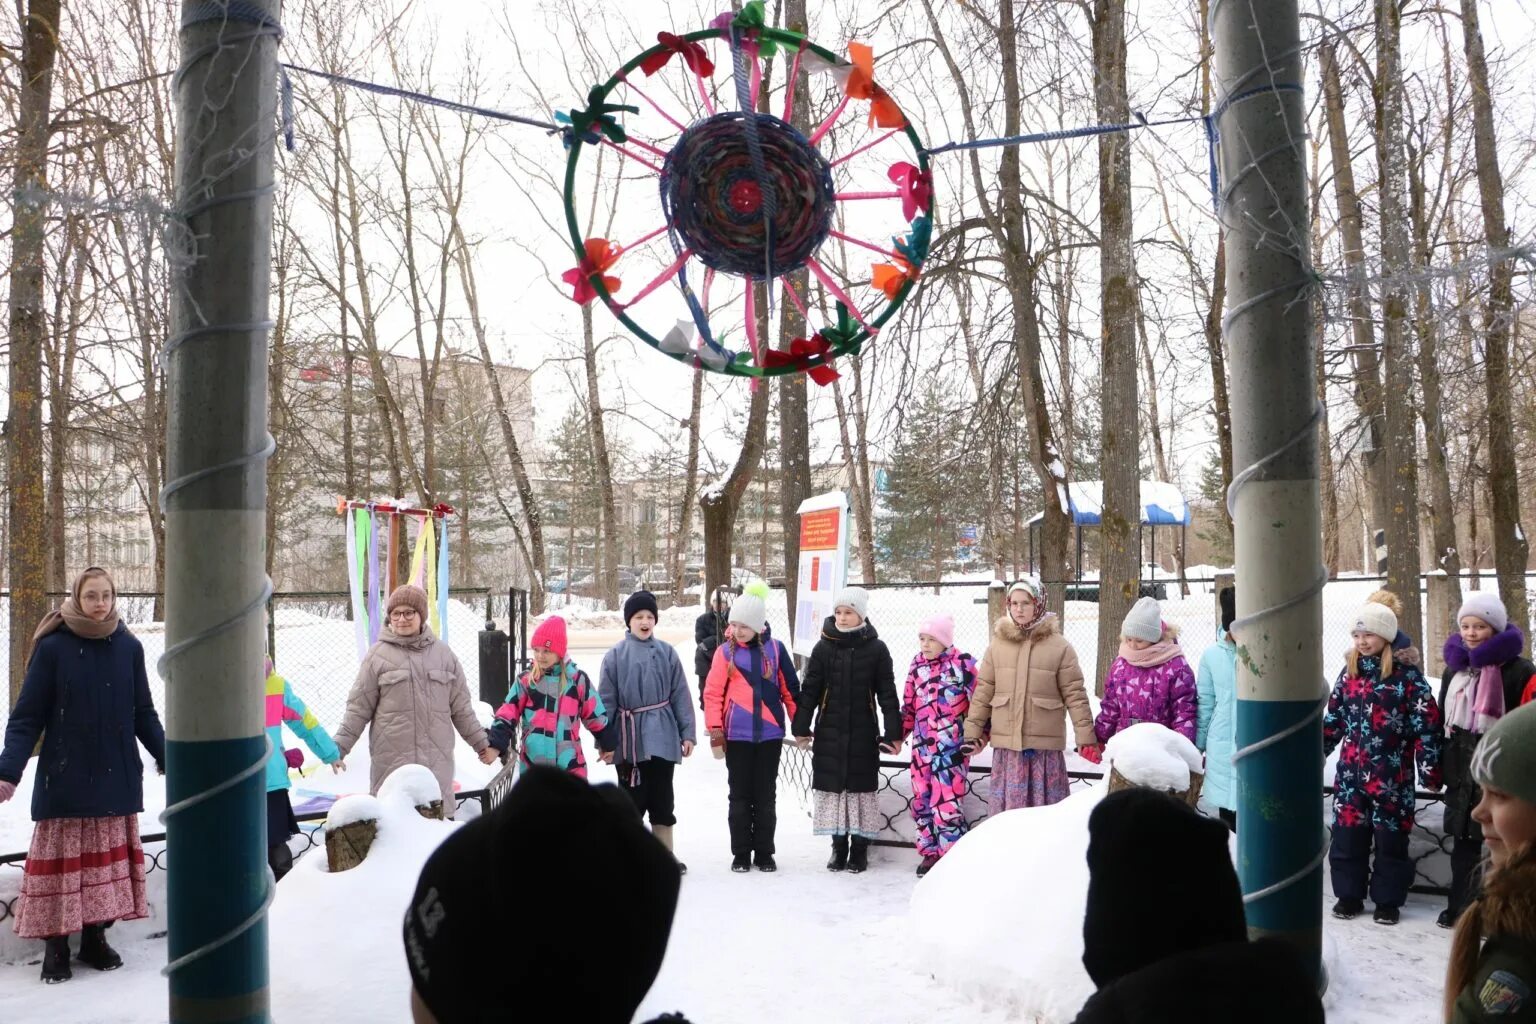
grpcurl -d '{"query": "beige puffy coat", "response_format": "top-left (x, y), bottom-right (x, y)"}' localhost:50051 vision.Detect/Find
top-left (333, 626), bottom-right (488, 809)
top-left (963, 615), bottom-right (1097, 751)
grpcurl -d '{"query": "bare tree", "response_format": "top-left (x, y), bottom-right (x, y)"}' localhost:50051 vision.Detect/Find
top-left (8, 0), bottom-right (63, 700)
top-left (1460, 0), bottom-right (1528, 629)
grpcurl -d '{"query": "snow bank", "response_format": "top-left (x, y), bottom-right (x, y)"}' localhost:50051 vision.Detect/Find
top-left (909, 789), bottom-right (1103, 1022)
top-left (376, 765), bottom-right (442, 810)
top-left (269, 782), bottom-right (459, 1019)
top-left (1103, 723), bottom-right (1203, 793)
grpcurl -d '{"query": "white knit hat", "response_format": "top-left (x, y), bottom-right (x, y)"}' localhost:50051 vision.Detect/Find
top-left (1352, 602), bottom-right (1398, 643)
top-left (832, 586), bottom-right (870, 620)
top-left (1459, 591), bottom-right (1508, 633)
top-left (729, 580), bottom-right (770, 632)
top-left (1121, 596), bottom-right (1163, 643)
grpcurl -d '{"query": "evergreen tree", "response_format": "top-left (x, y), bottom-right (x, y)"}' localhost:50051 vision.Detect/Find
top-left (1195, 448), bottom-right (1233, 565)
top-left (877, 381), bottom-right (983, 580)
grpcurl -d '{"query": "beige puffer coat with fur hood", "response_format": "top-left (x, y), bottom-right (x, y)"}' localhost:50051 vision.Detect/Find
top-left (334, 626), bottom-right (488, 810)
top-left (963, 615), bottom-right (1097, 751)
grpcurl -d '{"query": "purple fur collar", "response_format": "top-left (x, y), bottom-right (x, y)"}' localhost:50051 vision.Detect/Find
top-left (1444, 623), bottom-right (1526, 673)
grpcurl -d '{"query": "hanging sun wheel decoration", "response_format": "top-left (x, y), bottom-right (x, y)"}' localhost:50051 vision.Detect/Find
top-left (559, 2), bottom-right (934, 383)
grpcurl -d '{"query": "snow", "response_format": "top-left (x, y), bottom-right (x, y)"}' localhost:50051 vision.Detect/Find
top-left (1103, 723), bottom-right (1204, 792)
top-left (910, 789), bottom-right (1102, 1022)
top-left (1026, 479), bottom-right (1191, 527)
top-left (376, 765), bottom-right (442, 811)
top-left (0, 604), bottom-right (1455, 1023)
top-left (324, 794), bottom-right (385, 832)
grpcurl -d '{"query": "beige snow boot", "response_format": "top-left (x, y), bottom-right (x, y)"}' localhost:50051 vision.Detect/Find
top-left (651, 824), bottom-right (687, 875)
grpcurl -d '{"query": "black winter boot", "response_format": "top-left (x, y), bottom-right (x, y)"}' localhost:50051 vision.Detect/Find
top-left (77, 923), bottom-right (123, 971)
top-left (847, 836), bottom-right (870, 874)
top-left (41, 936), bottom-right (72, 984)
top-left (827, 835), bottom-right (849, 872)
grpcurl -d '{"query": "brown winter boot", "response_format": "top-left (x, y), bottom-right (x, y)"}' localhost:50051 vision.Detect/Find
top-left (651, 824), bottom-right (687, 875)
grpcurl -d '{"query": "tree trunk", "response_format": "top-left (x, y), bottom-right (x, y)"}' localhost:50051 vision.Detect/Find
top-left (1309, 148), bottom-right (1341, 577)
top-left (580, 304), bottom-right (621, 608)
top-left (1198, 3), bottom-right (1233, 547)
top-left (921, 0), bottom-right (1072, 603)
top-left (777, 0), bottom-right (814, 628)
top-left (453, 219), bottom-right (547, 611)
top-left (673, 365), bottom-right (704, 603)
top-left (1374, 0), bottom-right (1424, 641)
top-left (1320, 38), bottom-right (1392, 552)
top-left (702, 286), bottom-right (773, 600)
top-left (1460, 0), bottom-right (1528, 630)
top-left (1406, 118), bottom-right (1463, 605)
top-left (45, 217), bottom-right (86, 594)
top-left (1094, 0), bottom-right (1139, 687)
top-left (7, 0), bottom-right (62, 704)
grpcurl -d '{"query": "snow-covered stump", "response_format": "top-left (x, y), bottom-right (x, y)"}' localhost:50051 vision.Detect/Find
top-left (324, 795), bottom-right (383, 872)
top-left (379, 764), bottom-right (447, 821)
top-left (1103, 723), bottom-right (1205, 808)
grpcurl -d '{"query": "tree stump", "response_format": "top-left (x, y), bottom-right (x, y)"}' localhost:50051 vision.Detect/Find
top-left (415, 800), bottom-right (444, 820)
top-left (325, 819), bottom-right (378, 872)
top-left (1106, 764), bottom-right (1204, 809)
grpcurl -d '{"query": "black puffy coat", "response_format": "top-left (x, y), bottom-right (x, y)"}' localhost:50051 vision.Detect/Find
top-left (1071, 939), bottom-right (1323, 1024)
top-left (790, 617), bottom-right (899, 793)
top-left (694, 610), bottom-right (728, 681)
top-left (1439, 658), bottom-right (1536, 840)
top-left (0, 623), bottom-right (166, 820)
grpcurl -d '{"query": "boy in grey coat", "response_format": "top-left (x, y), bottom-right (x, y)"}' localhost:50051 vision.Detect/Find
top-left (600, 591), bottom-right (697, 871)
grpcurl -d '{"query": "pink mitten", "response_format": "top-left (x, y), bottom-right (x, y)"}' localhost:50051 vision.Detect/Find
top-left (0, 780), bottom-right (16, 803)
top-left (284, 749), bottom-right (304, 770)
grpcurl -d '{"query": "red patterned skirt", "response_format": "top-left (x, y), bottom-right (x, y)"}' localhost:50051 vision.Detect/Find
top-left (13, 816), bottom-right (148, 939)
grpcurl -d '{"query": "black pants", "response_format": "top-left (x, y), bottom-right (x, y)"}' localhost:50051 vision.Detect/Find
top-left (1218, 807), bottom-right (1237, 833)
top-left (1448, 834), bottom-right (1485, 916)
top-left (619, 757), bottom-right (677, 827)
top-left (1330, 825), bottom-right (1413, 908)
top-left (726, 741), bottom-right (782, 857)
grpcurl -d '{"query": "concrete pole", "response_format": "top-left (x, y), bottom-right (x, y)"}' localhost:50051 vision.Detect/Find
top-left (162, 3), bottom-right (281, 1020)
top-left (1211, 0), bottom-right (1325, 982)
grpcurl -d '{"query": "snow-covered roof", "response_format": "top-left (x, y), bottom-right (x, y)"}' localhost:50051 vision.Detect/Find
top-left (1026, 480), bottom-right (1190, 527)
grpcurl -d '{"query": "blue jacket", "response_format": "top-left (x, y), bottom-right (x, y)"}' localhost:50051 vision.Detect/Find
top-left (0, 623), bottom-right (166, 820)
top-left (265, 670), bottom-right (340, 792)
top-left (1196, 631), bottom-right (1238, 812)
top-left (598, 632), bottom-right (696, 764)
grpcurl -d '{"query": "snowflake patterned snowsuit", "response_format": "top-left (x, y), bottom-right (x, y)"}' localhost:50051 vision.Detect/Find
top-left (901, 648), bottom-right (978, 860)
top-left (1322, 650), bottom-right (1443, 909)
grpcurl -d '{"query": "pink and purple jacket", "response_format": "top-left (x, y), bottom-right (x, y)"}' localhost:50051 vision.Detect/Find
top-left (1094, 653), bottom-right (1199, 745)
top-left (901, 648), bottom-right (978, 754)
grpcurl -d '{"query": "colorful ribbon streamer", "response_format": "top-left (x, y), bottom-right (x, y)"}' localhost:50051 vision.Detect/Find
top-left (436, 517), bottom-right (450, 642)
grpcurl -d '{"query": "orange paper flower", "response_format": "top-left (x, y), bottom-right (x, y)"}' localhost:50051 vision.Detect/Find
top-left (843, 42), bottom-right (907, 129)
top-left (871, 257), bottom-right (916, 300)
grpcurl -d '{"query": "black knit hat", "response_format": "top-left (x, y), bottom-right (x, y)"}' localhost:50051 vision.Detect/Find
top-left (624, 590), bottom-right (660, 628)
top-left (1219, 586), bottom-right (1237, 634)
top-left (1081, 788), bottom-right (1247, 988)
top-left (403, 767), bottom-right (680, 1023)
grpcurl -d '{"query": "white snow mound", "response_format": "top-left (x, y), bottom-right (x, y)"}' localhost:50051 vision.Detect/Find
top-left (909, 788), bottom-right (1103, 1022)
top-left (377, 764), bottom-right (443, 809)
top-left (1104, 722), bottom-right (1203, 792)
top-left (473, 699), bottom-right (498, 729)
top-left (270, 782), bottom-right (459, 1019)
top-left (324, 793), bottom-right (383, 832)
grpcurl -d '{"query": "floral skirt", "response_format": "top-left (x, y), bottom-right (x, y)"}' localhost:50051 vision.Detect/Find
top-left (988, 748), bottom-right (1069, 815)
top-left (812, 790), bottom-right (883, 839)
top-left (14, 816), bottom-right (148, 939)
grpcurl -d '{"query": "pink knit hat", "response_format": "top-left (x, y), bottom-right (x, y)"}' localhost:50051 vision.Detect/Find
top-left (531, 616), bottom-right (568, 659)
top-left (918, 614), bottom-right (955, 650)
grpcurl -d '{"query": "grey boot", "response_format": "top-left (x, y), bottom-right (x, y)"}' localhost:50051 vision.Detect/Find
top-left (651, 824), bottom-right (687, 875)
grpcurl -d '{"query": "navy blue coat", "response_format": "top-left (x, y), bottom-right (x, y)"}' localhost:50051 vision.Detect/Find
top-left (0, 623), bottom-right (166, 820)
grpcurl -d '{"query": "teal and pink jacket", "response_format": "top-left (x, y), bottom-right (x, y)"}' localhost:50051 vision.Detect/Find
top-left (487, 659), bottom-right (613, 777)
top-left (265, 667), bottom-right (340, 792)
top-left (703, 628), bottom-right (801, 743)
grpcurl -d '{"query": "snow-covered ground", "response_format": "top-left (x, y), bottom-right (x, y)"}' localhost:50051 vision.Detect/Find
top-left (0, 588), bottom-right (1462, 1022)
